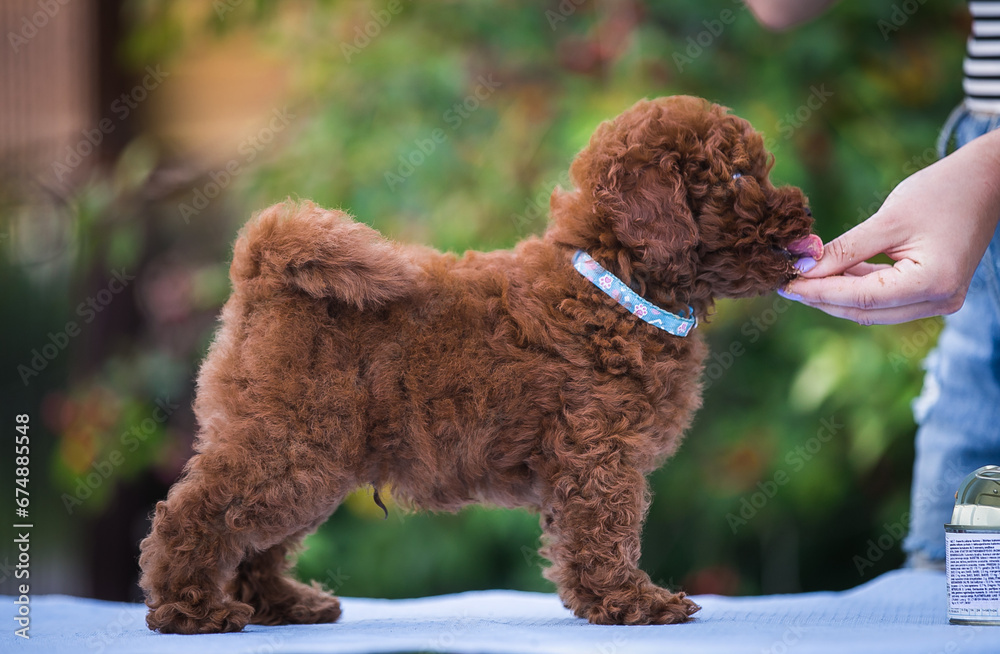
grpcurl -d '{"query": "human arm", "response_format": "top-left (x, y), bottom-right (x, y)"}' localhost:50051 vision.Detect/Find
top-left (743, 0), bottom-right (841, 31)
top-left (780, 128), bottom-right (1000, 325)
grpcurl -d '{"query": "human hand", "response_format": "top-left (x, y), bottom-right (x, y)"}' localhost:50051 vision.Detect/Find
top-left (779, 129), bottom-right (1000, 325)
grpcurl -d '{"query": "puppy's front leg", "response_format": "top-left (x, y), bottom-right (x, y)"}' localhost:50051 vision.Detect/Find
top-left (539, 462), bottom-right (699, 625)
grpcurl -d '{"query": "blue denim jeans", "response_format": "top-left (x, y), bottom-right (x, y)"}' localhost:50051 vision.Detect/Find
top-left (903, 106), bottom-right (1000, 565)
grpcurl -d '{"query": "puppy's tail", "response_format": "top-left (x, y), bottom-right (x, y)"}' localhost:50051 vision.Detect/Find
top-left (230, 200), bottom-right (417, 309)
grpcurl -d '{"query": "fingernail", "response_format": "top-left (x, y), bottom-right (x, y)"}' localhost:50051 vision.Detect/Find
top-left (777, 286), bottom-right (803, 302)
top-left (794, 257), bottom-right (817, 273)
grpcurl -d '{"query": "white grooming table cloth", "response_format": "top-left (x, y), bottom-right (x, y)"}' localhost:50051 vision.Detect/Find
top-left (2, 569), bottom-right (993, 653)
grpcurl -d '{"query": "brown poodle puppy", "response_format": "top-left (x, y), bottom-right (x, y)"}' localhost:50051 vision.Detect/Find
top-left (139, 96), bottom-right (820, 633)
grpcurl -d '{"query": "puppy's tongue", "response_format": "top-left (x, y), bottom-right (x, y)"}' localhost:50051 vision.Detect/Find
top-left (788, 234), bottom-right (823, 259)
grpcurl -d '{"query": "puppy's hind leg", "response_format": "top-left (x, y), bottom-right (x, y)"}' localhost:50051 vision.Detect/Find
top-left (138, 464), bottom-right (255, 634)
top-left (232, 528), bottom-right (344, 626)
top-left (139, 430), bottom-right (353, 634)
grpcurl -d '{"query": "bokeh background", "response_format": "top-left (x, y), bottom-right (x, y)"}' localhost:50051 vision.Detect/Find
top-left (0, 0), bottom-right (966, 602)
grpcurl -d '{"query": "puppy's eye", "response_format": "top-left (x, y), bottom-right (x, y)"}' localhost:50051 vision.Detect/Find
top-left (732, 172), bottom-right (743, 180)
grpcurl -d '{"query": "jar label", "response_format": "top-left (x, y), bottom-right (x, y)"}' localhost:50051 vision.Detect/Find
top-left (946, 529), bottom-right (1000, 621)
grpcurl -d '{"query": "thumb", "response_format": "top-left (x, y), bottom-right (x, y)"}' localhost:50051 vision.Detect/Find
top-left (799, 215), bottom-right (893, 278)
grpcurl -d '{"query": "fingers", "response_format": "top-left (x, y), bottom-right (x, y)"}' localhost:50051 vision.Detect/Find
top-left (792, 298), bottom-right (957, 325)
top-left (779, 258), bottom-right (965, 324)
top-left (798, 217), bottom-right (899, 279)
top-left (783, 259), bottom-right (935, 311)
top-left (842, 262), bottom-right (892, 277)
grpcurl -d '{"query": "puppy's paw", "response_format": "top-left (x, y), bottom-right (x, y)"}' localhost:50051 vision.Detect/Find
top-left (146, 599), bottom-right (254, 634)
top-left (279, 593), bottom-right (342, 625)
top-left (580, 586), bottom-right (700, 625)
top-left (291, 593), bottom-right (342, 624)
top-left (643, 589), bottom-right (700, 625)
top-left (249, 582), bottom-right (342, 626)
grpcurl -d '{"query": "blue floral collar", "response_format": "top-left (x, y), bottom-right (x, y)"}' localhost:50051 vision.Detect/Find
top-left (572, 250), bottom-right (697, 337)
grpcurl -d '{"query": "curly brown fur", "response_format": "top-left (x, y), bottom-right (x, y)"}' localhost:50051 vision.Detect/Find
top-left (139, 96), bottom-right (815, 633)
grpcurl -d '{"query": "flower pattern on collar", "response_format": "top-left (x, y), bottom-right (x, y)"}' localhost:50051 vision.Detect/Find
top-left (572, 250), bottom-right (697, 337)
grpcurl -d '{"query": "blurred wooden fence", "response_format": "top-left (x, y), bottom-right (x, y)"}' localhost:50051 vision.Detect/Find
top-left (1, 0), bottom-right (100, 184)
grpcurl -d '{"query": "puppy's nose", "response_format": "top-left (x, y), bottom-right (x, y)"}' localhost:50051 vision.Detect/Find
top-left (804, 207), bottom-right (813, 217)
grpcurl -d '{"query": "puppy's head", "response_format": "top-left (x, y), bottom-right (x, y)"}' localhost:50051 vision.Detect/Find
top-left (550, 96), bottom-right (819, 314)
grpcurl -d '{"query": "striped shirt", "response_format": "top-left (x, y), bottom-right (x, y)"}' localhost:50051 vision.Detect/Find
top-left (965, 1), bottom-right (1000, 112)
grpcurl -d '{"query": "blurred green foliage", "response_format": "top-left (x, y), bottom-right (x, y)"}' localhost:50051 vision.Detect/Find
top-left (1, 0), bottom-right (969, 600)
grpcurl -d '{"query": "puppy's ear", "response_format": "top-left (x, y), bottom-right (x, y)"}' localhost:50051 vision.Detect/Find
top-left (593, 158), bottom-right (700, 285)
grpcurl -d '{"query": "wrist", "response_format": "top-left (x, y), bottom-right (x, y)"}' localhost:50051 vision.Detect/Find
top-left (965, 128), bottom-right (1000, 171)
top-left (952, 128), bottom-right (1000, 227)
